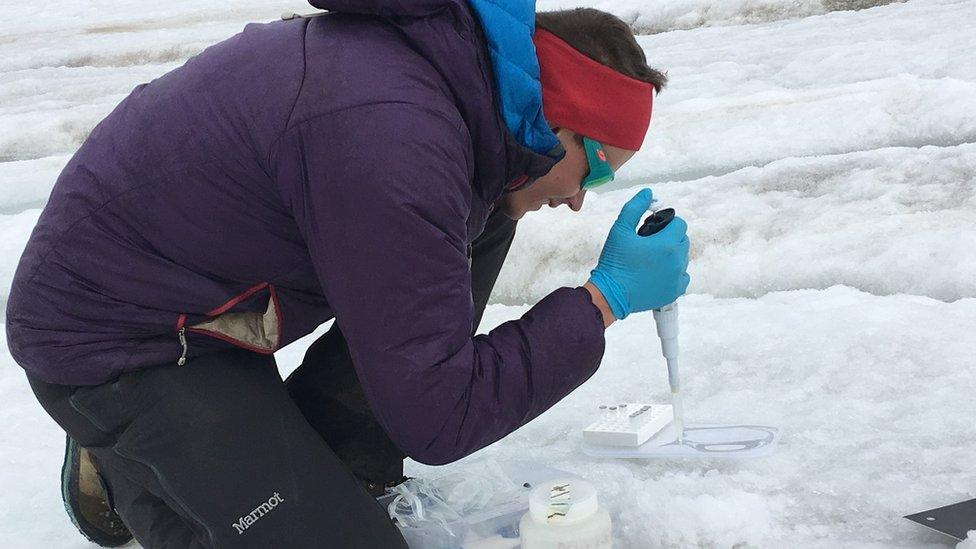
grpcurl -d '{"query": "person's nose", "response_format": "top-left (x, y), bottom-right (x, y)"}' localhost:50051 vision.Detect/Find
top-left (567, 189), bottom-right (586, 212)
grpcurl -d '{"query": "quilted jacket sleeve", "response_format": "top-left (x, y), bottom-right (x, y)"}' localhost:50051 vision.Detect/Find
top-left (272, 103), bottom-right (605, 465)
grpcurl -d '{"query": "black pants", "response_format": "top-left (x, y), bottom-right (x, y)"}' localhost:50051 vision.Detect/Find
top-left (27, 209), bottom-right (517, 548)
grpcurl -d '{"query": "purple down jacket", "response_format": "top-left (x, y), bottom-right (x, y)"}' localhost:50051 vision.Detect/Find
top-left (5, 0), bottom-right (605, 464)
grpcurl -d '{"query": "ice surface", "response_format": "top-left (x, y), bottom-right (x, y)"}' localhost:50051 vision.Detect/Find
top-left (494, 144), bottom-right (976, 304)
top-left (535, 0), bottom-right (910, 34)
top-left (1, 0), bottom-right (975, 546)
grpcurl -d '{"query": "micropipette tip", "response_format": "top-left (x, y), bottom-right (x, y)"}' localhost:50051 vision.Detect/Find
top-left (671, 389), bottom-right (684, 444)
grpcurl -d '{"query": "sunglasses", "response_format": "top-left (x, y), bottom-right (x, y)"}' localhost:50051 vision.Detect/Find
top-left (581, 137), bottom-right (615, 190)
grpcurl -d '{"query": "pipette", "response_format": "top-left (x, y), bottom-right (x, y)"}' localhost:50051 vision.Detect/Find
top-left (653, 303), bottom-right (682, 444)
top-left (638, 208), bottom-right (684, 444)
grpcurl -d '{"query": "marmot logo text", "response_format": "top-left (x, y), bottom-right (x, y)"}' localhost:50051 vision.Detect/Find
top-left (231, 492), bottom-right (285, 535)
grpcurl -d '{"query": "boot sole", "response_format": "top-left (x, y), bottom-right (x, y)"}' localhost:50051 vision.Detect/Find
top-left (61, 435), bottom-right (134, 547)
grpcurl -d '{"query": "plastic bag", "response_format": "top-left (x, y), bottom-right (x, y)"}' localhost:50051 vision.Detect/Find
top-left (385, 460), bottom-right (577, 549)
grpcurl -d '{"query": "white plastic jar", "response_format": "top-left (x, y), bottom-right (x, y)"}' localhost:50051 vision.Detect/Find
top-left (519, 478), bottom-right (612, 549)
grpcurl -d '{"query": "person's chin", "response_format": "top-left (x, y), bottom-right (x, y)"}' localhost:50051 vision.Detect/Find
top-left (498, 200), bottom-right (524, 220)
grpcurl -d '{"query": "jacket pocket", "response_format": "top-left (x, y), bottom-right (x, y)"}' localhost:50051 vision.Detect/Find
top-left (175, 282), bottom-right (283, 365)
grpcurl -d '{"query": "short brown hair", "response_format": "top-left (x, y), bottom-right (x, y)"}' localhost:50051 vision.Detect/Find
top-left (536, 8), bottom-right (668, 93)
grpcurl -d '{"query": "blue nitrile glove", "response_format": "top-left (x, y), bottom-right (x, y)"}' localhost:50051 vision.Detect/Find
top-left (589, 188), bottom-right (691, 320)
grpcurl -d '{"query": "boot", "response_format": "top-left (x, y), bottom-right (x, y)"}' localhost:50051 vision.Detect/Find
top-left (61, 435), bottom-right (133, 547)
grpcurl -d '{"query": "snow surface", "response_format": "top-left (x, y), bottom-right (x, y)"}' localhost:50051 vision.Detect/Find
top-left (1, 0), bottom-right (974, 547)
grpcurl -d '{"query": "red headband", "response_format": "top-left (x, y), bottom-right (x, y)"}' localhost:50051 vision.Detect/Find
top-left (533, 29), bottom-right (653, 151)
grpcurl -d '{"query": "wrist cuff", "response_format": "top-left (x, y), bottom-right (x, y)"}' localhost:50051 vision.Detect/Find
top-left (588, 270), bottom-right (629, 320)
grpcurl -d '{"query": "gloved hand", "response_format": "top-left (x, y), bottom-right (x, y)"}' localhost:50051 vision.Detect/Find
top-left (589, 188), bottom-right (690, 320)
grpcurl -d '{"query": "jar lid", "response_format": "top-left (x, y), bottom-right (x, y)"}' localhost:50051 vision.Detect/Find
top-left (528, 478), bottom-right (599, 525)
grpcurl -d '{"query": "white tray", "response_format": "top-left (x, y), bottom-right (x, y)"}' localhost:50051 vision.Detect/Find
top-left (582, 423), bottom-right (781, 460)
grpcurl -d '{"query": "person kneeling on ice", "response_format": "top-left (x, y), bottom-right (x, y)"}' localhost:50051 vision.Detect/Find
top-left (5, 1), bottom-right (689, 547)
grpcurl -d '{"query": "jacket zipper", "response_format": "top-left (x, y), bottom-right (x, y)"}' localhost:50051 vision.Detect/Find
top-left (177, 326), bottom-right (188, 366)
top-left (173, 282), bottom-right (282, 366)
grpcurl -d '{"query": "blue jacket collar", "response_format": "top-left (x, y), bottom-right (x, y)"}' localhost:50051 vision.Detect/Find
top-left (465, 0), bottom-right (561, 157)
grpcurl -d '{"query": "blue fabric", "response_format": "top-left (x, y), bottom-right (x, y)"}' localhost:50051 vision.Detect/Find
top-left (589, 189), bottom-right (692, 319)
top-left (466, 0), bottom-right (560, 155)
